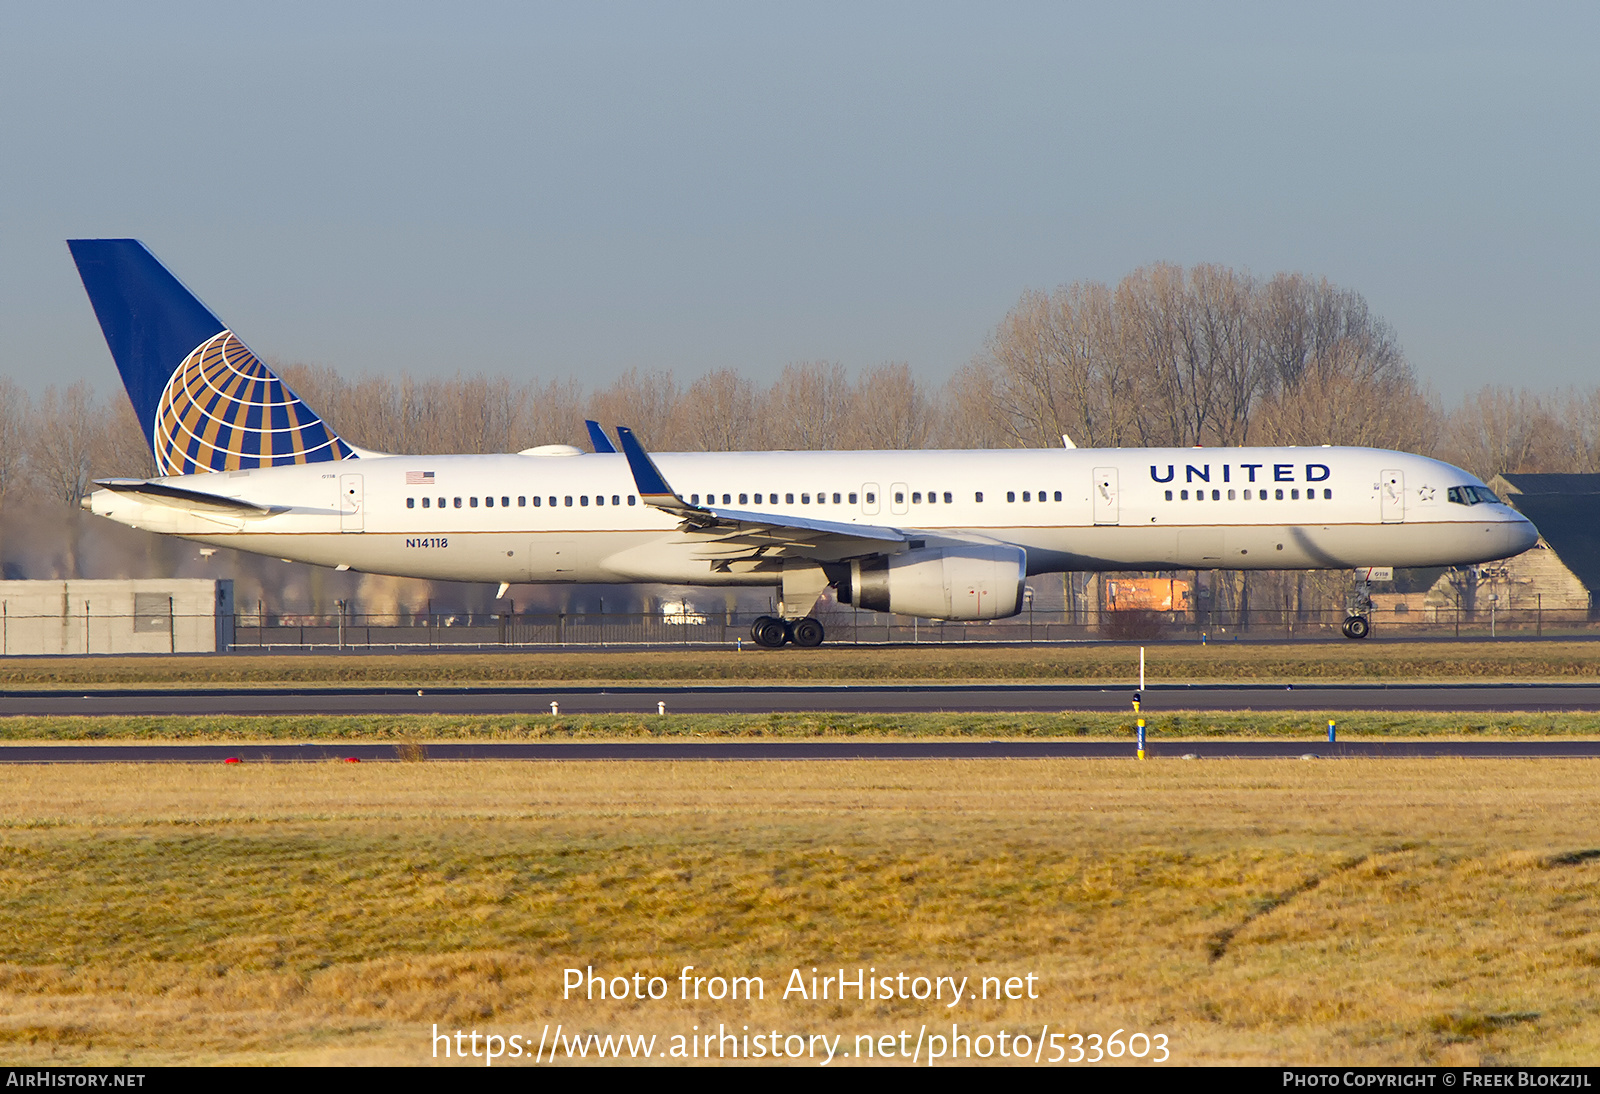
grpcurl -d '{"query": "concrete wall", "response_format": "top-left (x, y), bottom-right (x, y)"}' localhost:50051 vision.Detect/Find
top-left (0, 580), bottom-right (234, 655)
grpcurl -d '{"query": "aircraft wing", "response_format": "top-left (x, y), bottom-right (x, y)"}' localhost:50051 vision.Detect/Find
top-left (91, 478), bottom-right (283, 517)
top-left (614, 426), bottom-right (910, 560)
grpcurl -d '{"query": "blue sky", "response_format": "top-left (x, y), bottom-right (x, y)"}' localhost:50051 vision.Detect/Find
top-left (3, 2), bottom-right (1596, 400)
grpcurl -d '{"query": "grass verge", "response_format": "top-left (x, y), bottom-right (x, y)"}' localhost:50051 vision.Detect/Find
top-left (3, 710), bottom-right (1600, 741)
top-left (0, 759), bottom-right (1595, 1065)
top-left (5, 640), bottom-right (1600, 688)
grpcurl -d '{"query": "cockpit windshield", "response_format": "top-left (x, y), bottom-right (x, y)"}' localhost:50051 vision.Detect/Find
top-left (1446, 485), bottom-right (1499, 506)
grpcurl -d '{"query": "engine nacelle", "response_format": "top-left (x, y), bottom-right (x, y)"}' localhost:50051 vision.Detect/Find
top-left (839, 545), bottom-right (1026, 620)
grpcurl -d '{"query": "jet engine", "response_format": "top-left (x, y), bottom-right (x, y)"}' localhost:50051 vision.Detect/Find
top-left (837, 545), bottom-right (1026, 620)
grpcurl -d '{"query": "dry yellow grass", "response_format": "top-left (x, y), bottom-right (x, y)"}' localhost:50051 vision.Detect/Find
top-left (0, 759), bottom-right (1596, 1066)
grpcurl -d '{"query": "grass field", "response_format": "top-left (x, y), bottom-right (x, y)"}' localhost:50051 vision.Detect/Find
top-left (0, 759), bottom-right (1596, 1066)
top-left (5, 639), bottom-right (1600, 689)
top-left (4, 709), bottom-right (1600, 742)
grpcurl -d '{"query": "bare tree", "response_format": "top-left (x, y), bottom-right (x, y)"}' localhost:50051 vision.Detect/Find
top-left (31, 383), bottom-right (99, 506)
top-left (848, 363), bottom-right (930, 449)
top-left (0, 378), bottom-right (30, 508)
top-left (681, 369), bottom-right (759, 451)
top-left (759, 362), bottom-right (853, 449)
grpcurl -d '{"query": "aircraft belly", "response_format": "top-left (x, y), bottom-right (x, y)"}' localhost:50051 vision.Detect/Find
top-left (1009, 522), bottom-right (1527, 572)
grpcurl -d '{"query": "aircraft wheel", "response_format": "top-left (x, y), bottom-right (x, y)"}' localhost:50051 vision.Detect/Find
top-left (1342, 615), bottom-right (1370, 640)
top-left (751, 615), bottom-right (777, 643)
top-left (790, 617), bottom-right (825, 647)
top-left (752, 617), bottom-right (791, 648)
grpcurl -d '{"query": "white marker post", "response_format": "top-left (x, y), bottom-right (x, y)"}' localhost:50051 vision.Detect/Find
top-left (1134, 647), bottom-right (1146, 759)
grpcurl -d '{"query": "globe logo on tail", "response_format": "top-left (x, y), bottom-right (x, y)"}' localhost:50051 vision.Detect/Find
top-left (154, 331), bottom-right (355, 475)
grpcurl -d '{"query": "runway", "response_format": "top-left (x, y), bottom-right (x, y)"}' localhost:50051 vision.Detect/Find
top-left (1, 739), bottom-right (1598, 762)
top-left (5, 681), bottom-right (1600, 716)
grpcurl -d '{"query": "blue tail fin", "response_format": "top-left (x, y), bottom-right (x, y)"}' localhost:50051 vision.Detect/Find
top-left (67, 239), bottom-right (355, 476)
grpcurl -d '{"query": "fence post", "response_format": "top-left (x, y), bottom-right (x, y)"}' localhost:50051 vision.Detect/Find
top-left (1537, 593), bottom-right (1542, 637)
top-left (169, 596), bottom-right (175, 655)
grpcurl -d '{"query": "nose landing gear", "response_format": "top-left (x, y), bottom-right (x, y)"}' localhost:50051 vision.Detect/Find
top-left (1341, 572), bottom-right (1375, 640)
top-left (749, 615), bottom-right (827, 648)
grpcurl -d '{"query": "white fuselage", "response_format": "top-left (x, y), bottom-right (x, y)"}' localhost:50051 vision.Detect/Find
top-left (86, 446), bottom-right (1538, 585)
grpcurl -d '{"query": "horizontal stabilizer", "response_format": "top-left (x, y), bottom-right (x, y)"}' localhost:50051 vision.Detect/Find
top-left (93, 478), bottom-right (280, 516)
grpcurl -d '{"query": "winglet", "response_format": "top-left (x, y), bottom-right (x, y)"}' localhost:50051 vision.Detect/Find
top-left (585, 420), bottom-right (617, 453)
top-left (615, 426), bottom-right (704, 519)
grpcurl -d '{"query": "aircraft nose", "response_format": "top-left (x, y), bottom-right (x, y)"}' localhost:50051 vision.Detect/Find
top-left (1501, 514), bottom-right (1539, 557)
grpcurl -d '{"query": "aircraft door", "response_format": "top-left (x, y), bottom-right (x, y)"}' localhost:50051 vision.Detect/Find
top-left (339, 474), bottom-right (364, 532)
top-left (1380, 469), bottom-right (1404, 523)
top-left (861, 483), bottom-right (881, 516)
top-left (1093, 467), bottom-right (1119, 525)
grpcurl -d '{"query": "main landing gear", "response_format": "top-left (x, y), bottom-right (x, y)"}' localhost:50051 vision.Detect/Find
top-left (750, 615), bottom-right (826, 648)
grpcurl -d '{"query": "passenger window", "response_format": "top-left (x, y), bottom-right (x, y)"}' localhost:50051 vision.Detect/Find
top-left (485, 497), bottom-right (493, 507)
top-left (721, 494), bottom-right (730, 504)
top-left (1291, 489), bottom-right (1299, 500)
top-left (1007, 492), bottom-right (1015, 502)
top-left (690, 494), bottom-right (699, 504)
top-left (423, 497), bottom-right (431, 508)
top-left (407, 497), bottom-right (415, 508)
top-left (470, 497), bottom-right (479, 508)
top-left (454, 497), bottom-right (463, 508)
top-left (802, 493), bottom-right (811, 504)
top-left (613, 495), bottom-right (621, 506)
top-left (833, 493), bottom-right (842, 504)
top-left (564, 496), bottom-right (573, 507)
top-left (581, 496), bottom-right (589, 506)
top-left (518, 496), bottom-right (526, 507)
top-left (866, 492), bottom-right (876, 504)
top-left (1211, 489), bottom-right (1219, 500)
top-left (1051, 491), bottom-right (1060, 502)
top-left (849, 493), bottom-right (858, 503)
top-left (895, 492), bottom-right (905, 504)
top-left (1022, 491), bottom-right (1030, 502)
top-left (786, 493), bottom-right (794, 504)
top-left (438, 498), bottom-right (446, 508)
top-left (1164, 490), bottom-right (1173, 501)
top-left (1181, 490), bottom-right (1189, 500)
top-left (627, 495), bottom-right (636, 505)
top-left (502, 496), bottom-right (510, 507)
top-left (1243, 490), bottom-right (1251, 500)
top-left (1228, 489), bottom-right (1236, 500)
top-left (532, 496), bottom-right (541, 506)
top-left (739, 493), bottom-right (748, 504)
top-left (1324, 489), bottom-right (1332, 499)
top-left (974, 492), bottom-right (983, 502)
top-left (595, 495), bottom-right (604, 506)
top-left (946, 492), bottom-right (954, 504)
top-left (1274, 489), bottom-right (1284, 500)
top-left (911, 492), bottom-right (921, 504)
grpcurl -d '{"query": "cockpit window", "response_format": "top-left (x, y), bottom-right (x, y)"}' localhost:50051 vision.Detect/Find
top-left (1447, 485), bottom-right (1499, 506)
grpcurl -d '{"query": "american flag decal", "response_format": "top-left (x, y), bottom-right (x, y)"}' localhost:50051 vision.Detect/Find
top-left (406, 471), bottom-right (435, 485)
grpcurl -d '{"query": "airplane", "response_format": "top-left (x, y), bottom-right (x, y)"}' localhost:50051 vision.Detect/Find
top-left (67, 239), bottom-right (1538, 646)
